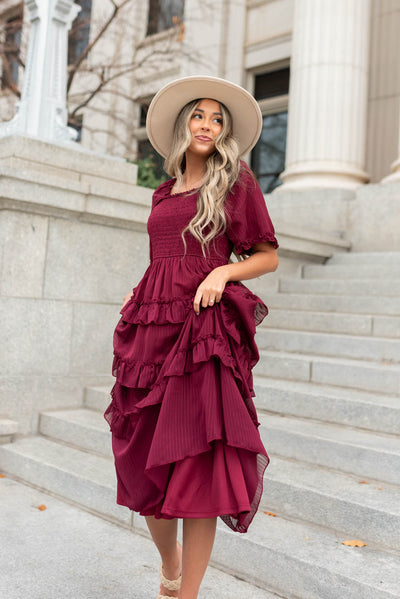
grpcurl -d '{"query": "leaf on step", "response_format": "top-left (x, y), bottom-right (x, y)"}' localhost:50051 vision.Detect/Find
top-left (359, 480), bottom-right (368, 484)
top-left (37, 504), bottom-right (47, 511)
top-left (377, 487), bottom-right (382, 490)
top-left (0, 474), bottom-right (5, 478)
top-left (263, 510), bottom-right (277, 517)
top-left (342, 539), bottom-right (367, 547)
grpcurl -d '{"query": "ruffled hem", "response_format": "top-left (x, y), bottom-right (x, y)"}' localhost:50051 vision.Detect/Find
top-left (112, 354), bottom-right (163, 389)
top-left (121, 295), bottom-right (192, 325)
top-left (235, 233), bottom-right (279, 256)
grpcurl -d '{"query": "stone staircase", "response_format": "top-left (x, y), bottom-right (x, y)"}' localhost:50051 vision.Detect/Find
top-left (1, 251), bottom-right (400, 598)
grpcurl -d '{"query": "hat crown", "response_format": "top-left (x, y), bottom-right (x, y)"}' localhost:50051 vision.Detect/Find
top-left (146, 75), bottom-right (262, 158)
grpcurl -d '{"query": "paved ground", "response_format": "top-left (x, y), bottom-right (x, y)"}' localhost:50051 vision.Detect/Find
top-left (0, 475), bottom-right (278, 599)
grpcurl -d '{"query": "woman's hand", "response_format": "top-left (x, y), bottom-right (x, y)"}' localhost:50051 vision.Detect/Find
top-left (193, 266), bottom-right (229, 315)
top-left (193, 243), bottom-right (278, 315)
top-left (121, 291), bottom-right (134, 310)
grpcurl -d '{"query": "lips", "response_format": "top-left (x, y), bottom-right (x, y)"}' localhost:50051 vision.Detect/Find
top-left (195, 136), bottom-right (213, 142)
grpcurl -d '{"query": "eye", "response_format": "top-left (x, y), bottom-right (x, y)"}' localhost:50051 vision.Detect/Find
top-left (192, 113), bottom-right (202, 119)
top-left (214, 118), bottom-right (223, 125)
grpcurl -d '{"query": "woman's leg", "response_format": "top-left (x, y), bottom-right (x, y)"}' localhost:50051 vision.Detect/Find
top-left (180, 517), bottom-right (217, 599)
top-left (145, 516), bottom-right (181, 598)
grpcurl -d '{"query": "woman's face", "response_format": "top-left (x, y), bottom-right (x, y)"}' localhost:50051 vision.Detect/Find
top-left (187, 98), bottom-right (223, 158)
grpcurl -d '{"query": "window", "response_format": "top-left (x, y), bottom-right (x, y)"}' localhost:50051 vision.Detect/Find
top-left (1, 12), bottom-right (23, 91)
top-left (147, 0), bottom-right (184, 36)
top-left (137, 138), bottom-right (167, 182)
top-left (251, 68), bottom-right (290, 194)
top-left (68, 0), bottom-right (92, 65)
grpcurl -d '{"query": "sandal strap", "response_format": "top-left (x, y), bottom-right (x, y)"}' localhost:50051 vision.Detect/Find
top-left (157, 595), bottom-right (177, 599)
top-left (159, 563), bottom-right (182, 591)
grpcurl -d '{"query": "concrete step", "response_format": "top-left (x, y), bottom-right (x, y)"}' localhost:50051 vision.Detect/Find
top-left (254, 377), bottom-right (400, 435)
top-left (303, 264), bottom-right (400, 279)
top-left (0, 419), bottom-right (18, 444)
top-left (261, 456), bottom-right (400, 552)
top-left (265, 308), bottom-right (400, 338)
top-left (265, 292), bottom-right (400, 316)
top-left (328, 251), bottom-right (400, 265)
top-left (39, 408), bottom-right (111, 458)
top-left (256, 328), bottom-right (400, 362)
top-left (256, 350), bottom-right (400, 394)
top-left (279, 276), bottom-right (400, 296)
top-left (264, 308), bottom-right (371, 336)
top-left (0, 436), bottom-right (129, 525)
top-left (45, 407), bottom-right (400, 551)
top-left (259, 412), bottom-right (400, 485)
top-left (212, 510), bottom-right (400, 599)
top-left (84, 384), bottom-right (112, 412)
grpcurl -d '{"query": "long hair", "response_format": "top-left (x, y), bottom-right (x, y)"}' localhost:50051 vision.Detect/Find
top-left (164, 99), bottom-right (242, 258)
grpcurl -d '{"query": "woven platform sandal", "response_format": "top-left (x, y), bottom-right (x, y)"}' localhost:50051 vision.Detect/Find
top-left (156, 562), bottom-right (182, 599)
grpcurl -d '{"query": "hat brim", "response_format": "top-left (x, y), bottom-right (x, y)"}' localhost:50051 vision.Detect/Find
top-left (146, 76), bottom-right (262, 159)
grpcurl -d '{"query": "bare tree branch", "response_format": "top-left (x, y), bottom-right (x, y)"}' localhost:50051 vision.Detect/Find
top-left (67, 0), bottom-right (132, 92)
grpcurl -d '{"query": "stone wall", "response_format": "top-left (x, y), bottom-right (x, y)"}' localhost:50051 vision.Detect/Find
top-left (0, 135), bottom-right (152, 435)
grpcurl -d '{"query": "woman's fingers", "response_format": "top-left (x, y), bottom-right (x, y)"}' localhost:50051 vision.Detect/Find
top-left (193, 288), bottom-right (222, 314)
top-left (121, 291), bottom-right (134, 309)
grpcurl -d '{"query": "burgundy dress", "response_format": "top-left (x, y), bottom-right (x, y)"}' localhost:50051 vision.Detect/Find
top-left (104, 165), bottom-right (279, 533)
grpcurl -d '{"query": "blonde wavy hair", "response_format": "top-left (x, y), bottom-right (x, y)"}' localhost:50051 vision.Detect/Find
top-left (164, 99), bottom-right (242, 258)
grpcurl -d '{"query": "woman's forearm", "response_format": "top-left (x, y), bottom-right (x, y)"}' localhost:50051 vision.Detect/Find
top-left (221, 245), bottom-right (279, 283)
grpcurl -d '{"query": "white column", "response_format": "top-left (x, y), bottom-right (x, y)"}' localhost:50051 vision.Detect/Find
top-left (278, 0), bottom-right (372, 191)
top-left (0, 0), bottom-right (81, 142)
top-left (382, 109), bottom-right (400, 183)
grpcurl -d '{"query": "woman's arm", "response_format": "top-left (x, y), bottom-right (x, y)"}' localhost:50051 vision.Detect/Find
top-left (193, 241), bottom-right (278, 315)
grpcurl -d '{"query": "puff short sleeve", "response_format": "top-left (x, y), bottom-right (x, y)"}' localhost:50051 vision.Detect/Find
top-left (225, 165), bottom-right (279, 256)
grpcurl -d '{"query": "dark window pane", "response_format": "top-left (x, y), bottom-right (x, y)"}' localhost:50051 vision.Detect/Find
top-left (137, 139), bottom-right (167, 181)
top-left (139, 103), bottom-right (150, 128)
top-left (254, 68), bottom-right (290, 100)
top-left (68, 0), bottom-right (92, 65)
top-left (251, 111), bottom-right (288, 194)
top-left (147, 0), bottom-right (184, 36)
top-left (1, 13), bottom-right (23, 90)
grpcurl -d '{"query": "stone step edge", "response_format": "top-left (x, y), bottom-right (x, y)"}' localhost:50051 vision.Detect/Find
top-left (253, 375), bottom-right (399, 405)
top-left (260, 309), bottom-right (398, 338)
top-left (264, 293), bottom-right (400, 316)
top-left (258, 349), bottom-right (400, 373)
top-left (42, 402), bottom-right (400, 451)
top-left (257, 326), bottom-right (400, 349)
top-left (1, 437), bottom-right (398, 598)
top-left (38, 411), bottom-right (400, 523)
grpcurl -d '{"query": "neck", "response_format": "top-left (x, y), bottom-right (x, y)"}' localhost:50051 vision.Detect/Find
top-left (183, 150), bottom-right (207, 186)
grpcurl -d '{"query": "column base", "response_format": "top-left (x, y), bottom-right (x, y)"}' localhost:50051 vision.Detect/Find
top-left (381, 157), bottom-right (400, 184)
top-left (277, 161), bottom-right (369, 191)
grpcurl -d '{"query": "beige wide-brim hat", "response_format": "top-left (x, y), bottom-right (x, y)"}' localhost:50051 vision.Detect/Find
top-left (146, 75), bottom-right (262, 158)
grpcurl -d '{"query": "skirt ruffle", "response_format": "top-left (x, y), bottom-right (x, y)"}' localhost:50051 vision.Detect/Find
top-left (104, 276), bottom-right (269, 533)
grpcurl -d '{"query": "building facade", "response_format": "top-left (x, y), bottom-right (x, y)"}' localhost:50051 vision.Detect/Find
top-left (1, 0), bottom-right (400, 191)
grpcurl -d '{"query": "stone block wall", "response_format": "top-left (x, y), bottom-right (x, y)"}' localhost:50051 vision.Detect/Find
top-left (0, 136), bottom-right (152, 435)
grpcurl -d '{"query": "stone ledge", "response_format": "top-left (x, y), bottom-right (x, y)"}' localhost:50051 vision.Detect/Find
top-left (0, 134), bottom-right (138, 184)
top-left (0, 171), bottom-right (152, 231)
top-left (276, 224), bottom-right (350, 263)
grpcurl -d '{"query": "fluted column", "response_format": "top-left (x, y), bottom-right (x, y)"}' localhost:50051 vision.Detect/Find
top-left (382, 117), bottom-right (400, 183)
top-left (0, 0), bottom-right (81, 142)
top-left (278, 0), bottom-right (372, 191)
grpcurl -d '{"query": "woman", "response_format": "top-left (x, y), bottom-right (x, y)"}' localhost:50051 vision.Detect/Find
top-left (104, 76), bottom-right (279, 599)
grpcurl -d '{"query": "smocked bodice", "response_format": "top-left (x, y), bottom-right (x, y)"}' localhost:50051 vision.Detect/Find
top-left (147, 183), bottom-right (232, 263)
